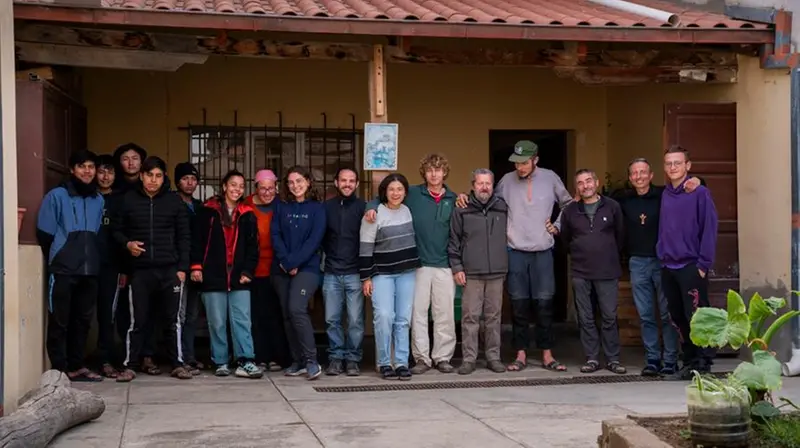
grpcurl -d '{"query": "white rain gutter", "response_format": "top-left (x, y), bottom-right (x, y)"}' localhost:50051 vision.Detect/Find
top-left (587, 0), bottom-right (681, 26)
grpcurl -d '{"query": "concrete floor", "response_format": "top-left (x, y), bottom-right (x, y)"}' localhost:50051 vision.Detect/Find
top-left (50, 356), bottom-right (800, 448)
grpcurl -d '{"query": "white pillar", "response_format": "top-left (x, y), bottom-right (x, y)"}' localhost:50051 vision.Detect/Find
top-left (1, 0), bottom-right (21, 414)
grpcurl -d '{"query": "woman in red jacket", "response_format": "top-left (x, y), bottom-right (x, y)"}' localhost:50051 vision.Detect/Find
top-left (190, 170), bottom-right (261, 378)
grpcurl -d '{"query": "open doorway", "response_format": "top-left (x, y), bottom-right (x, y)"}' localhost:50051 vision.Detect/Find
top-left (488, 130), bottom-right (570, 323)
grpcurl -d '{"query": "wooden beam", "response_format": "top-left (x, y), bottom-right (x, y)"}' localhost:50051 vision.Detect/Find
top-left (15, 42), bottom-right (208, 71)
top-left (14, 24), bottom-right (742, 72)
top-left (367, 44), bottom-right (391, 371)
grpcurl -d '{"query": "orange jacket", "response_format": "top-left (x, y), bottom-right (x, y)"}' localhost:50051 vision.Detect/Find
top-left (244, 194), bottom-right (275, 277)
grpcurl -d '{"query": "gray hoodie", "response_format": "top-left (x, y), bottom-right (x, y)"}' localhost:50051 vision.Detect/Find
top-left (496, 168), bottom-right (573, 252)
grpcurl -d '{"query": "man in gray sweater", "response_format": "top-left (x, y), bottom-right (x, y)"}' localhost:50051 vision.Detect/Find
top-left (458, 140), bottom-right (572, 372)
top-left (448, 169), bottom-right (508, 375)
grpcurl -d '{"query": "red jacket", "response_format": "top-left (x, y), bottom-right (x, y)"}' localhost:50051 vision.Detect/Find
top-left (244, 194), bottom-right (275, 278)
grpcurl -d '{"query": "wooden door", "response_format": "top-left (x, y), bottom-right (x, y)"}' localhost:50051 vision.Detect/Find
top-left (664, 103), bottom-right (738, 310)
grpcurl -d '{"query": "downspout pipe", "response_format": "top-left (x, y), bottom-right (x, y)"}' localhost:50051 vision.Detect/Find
top-left (724, 6), bottom-right (800, 376)
top-left (782, 65), bottom-right (800, 377)
top-left (0, 73), bottom-right (5, 414)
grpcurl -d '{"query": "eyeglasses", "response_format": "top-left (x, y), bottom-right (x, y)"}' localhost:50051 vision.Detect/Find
top-left (664, 161), bottom-right (685, 168)
top-left (257, 187), bottom-right (276, 193)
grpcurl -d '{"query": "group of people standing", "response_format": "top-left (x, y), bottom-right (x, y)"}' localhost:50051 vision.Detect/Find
top-left (36, 138), bottom-right (717, 384)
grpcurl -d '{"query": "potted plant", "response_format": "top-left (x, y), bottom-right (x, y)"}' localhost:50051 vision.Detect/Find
top-left (687, 290), bottom-right (800, 447)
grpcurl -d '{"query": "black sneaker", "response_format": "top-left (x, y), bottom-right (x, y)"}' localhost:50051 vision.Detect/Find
top-left (345, 360), bottom-right (360, 376)
top-left (641, 360), bottom-right (660, 377)
top-left (326, 359), bottom-right (344, 376)
top-left (664, 364), bottom-right (694, 381)
top-left (660, 362), bottom-right (677, 376)
top-left (380, 365), bottom-right (396, 380)
top-left (396, 366), bottom-right (412, 381)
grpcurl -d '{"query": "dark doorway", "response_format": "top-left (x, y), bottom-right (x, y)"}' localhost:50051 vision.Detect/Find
top-left (489, 130), bottom-right (570, 323)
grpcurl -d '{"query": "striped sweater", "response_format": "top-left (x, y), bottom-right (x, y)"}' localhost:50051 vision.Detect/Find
top-left (359, 204), bottom-right (420, 280)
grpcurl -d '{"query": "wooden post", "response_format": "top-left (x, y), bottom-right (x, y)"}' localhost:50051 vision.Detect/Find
top-left (367, 44), bottom-right (392, 372)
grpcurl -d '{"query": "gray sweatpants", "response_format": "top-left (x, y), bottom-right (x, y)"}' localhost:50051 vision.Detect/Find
top-left (572, 278), bottom-right (621, 363)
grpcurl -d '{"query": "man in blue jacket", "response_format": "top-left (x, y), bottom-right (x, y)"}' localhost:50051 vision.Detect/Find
top-left (657, 145), bottom-right (719, 381)
top-left (37, 150), bottom-right (105, 382)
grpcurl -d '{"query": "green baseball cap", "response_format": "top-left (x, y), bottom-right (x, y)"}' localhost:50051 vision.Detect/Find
top-left (508, 140), bottom-right (538, 163)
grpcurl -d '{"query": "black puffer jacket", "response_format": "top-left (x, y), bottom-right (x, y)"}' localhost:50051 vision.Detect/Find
top-left (190, 197), bottom-right (259, 292)
top-left (112, 182), bottom-right (191, 272)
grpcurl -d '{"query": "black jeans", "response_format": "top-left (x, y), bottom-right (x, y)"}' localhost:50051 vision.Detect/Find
top-left (124, 268), bottom-right (183, 370)
top-left (95, 267), bottom-right (119, 366)
top-left (662, 264), bottom-right (716, 368)
top-left (272, 271), bottom-right (319, 366)
top-left (179, 280), bottom-right (201, 365)
top-left (47, 274), bottom-right (98, 372)
top-left (508, 249), bottom-right (556, 352)
top-left (572, 278), bottom-right (621, 363)
top-left (252, 276), bottom-right (290, 366)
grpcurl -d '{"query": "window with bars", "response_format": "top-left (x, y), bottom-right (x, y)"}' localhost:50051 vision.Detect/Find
top-left (186, 124), bottom-right (362, 202)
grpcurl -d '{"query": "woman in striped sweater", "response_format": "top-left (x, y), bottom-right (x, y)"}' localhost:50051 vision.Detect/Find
top-left (359, 173), bottom-right (421, 380)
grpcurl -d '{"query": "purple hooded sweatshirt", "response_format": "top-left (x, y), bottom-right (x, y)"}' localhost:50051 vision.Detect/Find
top-left (656, 179), bottom-right (718, 273)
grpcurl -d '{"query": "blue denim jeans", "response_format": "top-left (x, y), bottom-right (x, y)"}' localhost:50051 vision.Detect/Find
top-left (202, 290), bottom-right (255, 365)
top-left (371, 271), bottom-right (415, 368)
top-left (323, 274), bottom-right (364, 363)
top-left (629, 256), bottom-right (679, 364)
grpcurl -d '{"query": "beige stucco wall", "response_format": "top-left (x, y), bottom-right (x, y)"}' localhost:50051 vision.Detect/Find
top-left (82, 57), bottom-right (607, 194)
top-left (606, 56), bottom-right (791, 298)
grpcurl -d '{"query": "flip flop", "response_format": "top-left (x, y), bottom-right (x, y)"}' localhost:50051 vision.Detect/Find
top-left (507, 359), bottom-right (527, 372)
top-left (69, 369), bottom-right (104, 382)
top-left (101, 363), bottom-right (119, 379)
top-left (542, 360), bottom-right (567, 372)
top-left (116, 369), bottom-right (136, 383)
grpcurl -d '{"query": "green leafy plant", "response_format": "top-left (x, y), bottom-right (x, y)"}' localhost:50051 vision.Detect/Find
top-left (690, 290), bottom-right (800, 407)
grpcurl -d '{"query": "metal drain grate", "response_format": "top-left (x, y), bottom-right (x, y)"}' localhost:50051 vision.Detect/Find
top-left (313, 372), bottom-right (730, 393)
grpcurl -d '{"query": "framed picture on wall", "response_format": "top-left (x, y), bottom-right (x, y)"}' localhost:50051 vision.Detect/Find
top-left (363, 122), bottom-right (398, 171)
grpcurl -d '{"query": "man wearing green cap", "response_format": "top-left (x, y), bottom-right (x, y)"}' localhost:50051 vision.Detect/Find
top-left (459, 140), bottom-right (572, 372)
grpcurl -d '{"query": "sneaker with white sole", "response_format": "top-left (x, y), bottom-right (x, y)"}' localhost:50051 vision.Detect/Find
top-left (306, 362), bottom-right (322, 381)
top-left (235, 361), bottom-right (264, 379)
top-left (284, 363), bottom-right (307, 377)
top-left (215, 365), bottom-right (231, 377)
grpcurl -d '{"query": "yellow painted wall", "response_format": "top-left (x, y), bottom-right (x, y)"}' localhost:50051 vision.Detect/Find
top-left (82, 57), bottom-right (607, 194)
top-left (605, 56), bottom-right (791, 299)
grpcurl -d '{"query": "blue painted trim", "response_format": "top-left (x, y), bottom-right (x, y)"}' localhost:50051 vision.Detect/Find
top-left (724, 5), bottom-right (777, 24)
top-left (791, 67), bottom-right (800, 348)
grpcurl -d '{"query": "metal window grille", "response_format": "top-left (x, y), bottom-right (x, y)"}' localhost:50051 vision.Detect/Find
top-left (183, 111), bottom-right (362, 201)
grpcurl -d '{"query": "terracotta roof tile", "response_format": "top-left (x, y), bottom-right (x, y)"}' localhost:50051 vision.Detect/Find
top-left (32, 0), bottom-right (770, 29)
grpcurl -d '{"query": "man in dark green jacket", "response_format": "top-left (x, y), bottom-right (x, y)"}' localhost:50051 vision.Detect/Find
top-left (365, 153), bottom-right (458, 374)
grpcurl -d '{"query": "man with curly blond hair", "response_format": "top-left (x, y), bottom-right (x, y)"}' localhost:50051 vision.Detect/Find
top-left (365, 153), bottom-right (458, 374)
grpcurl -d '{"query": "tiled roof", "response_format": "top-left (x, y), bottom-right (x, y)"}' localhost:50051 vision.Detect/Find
top-left (87, 0), bottom-right (763, 28)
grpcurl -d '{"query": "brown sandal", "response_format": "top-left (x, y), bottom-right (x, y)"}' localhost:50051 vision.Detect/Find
top-left (101, 363), bottom-right (119, 378)
top-left (116, 369), bottom-right (136, 383)
top-left (171, 366), bottom-right (193, 380)
top-left (140, 358), bottom-right (161, 376)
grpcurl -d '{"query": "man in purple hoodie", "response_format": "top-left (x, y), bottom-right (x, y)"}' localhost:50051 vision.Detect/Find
top-left (657, 145), bottom-right (718, 381)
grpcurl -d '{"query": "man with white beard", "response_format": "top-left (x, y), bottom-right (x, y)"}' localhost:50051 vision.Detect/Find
top-left (448, 169), bottom-right (509, 374)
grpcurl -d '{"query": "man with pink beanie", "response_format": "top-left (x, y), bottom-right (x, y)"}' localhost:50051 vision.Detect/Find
top-left (244, 169), bottom-right (290, 371)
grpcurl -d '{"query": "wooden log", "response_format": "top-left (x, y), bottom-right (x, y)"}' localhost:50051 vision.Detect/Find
top-left (0, 370), bottom-right (106, 448)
